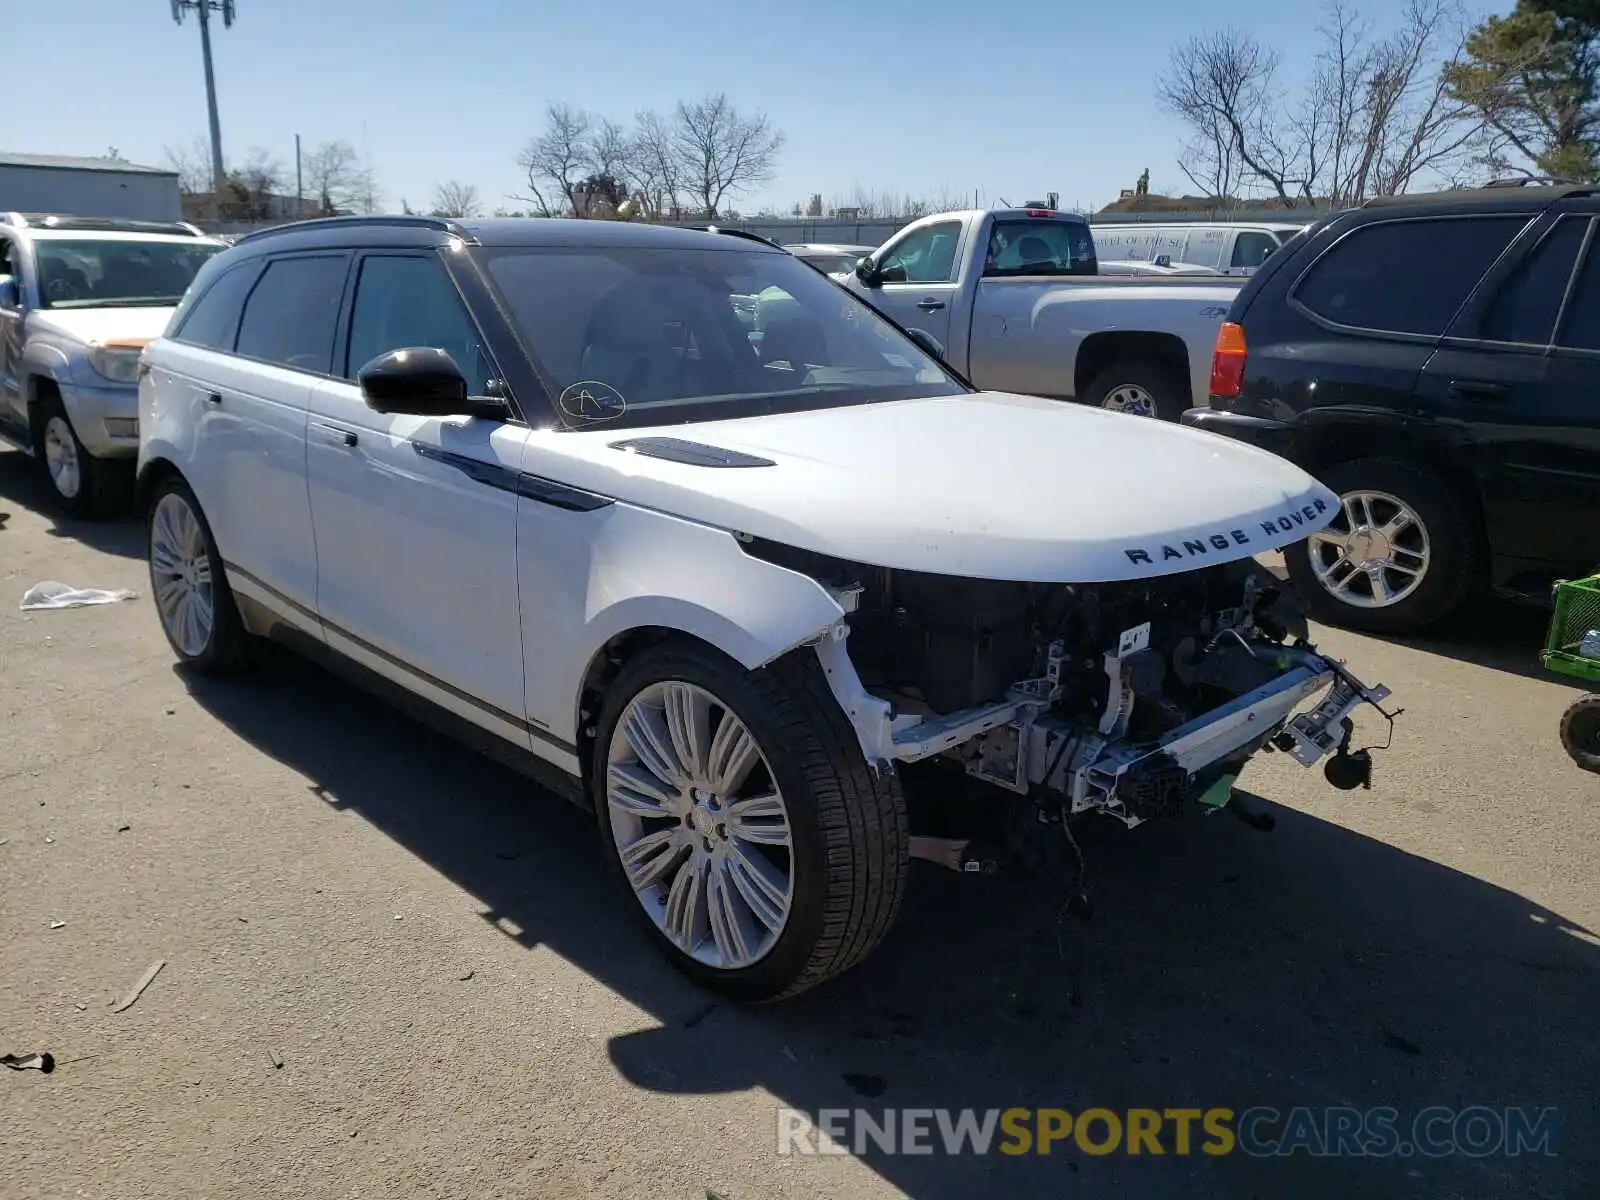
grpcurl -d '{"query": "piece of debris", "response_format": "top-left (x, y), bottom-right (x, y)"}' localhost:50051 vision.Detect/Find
top-left (707, 1190), bottom-right (733, 1200)
top-left (457, 970), bottom-right (475, 982)
top-left (2, 1052), bottom-right (54, 1073)
top-left (392, 914), bottom-right (404, 922)
top-left (20, 581), bottom-right (139, 611)
top-left (43, 837), bottom-right (54, 845)
top-left (110, 959), bottom-right (165, 1014)
top-left (165, 708), bottom-right (175, 716)
top-left (116, 824), bottom-right (131, 834)
top-left (0, 839), bottom-right (9, 847)
top-left (73, 1003), bottom-right (87, 1012)
top-left (266, 1048), bottom-right (284, 1070)
top-left (47, 921), bottom-right (65, 930)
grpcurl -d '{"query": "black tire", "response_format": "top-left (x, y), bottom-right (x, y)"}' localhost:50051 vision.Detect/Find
top-left (32, 390), bottom-right (132, 519)
top-left (591, 639), bottom-right (909, 1003)
top-left (1081, 359), bottom-right (1187, 421)
top-left (145, 474), bottom-right (258, 676)
top-left (1283, 457), bottom-right (1481, 636)
top-left (1559, 694), bottom-right (1600, 774)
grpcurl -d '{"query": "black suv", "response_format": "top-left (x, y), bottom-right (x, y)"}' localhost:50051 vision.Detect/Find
top-left (1183, 182), bottom-right (1600, 635)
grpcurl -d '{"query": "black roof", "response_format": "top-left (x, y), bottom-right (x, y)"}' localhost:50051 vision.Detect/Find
top-left (1362, 183), bottom-right (1596, 212)
top-left (231, 214), bottom-right (784, 254)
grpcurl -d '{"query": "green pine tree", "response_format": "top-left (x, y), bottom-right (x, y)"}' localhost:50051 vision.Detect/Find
top-left (1444, 0), bottom-right (1600, 181)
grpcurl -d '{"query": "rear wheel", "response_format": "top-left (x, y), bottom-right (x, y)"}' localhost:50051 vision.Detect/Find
top-left (146, 476), bottom-right (257, 675)
top-left (592, 640), bottom-right (908, 1003)
top-left (1082, 360), bottom-right (1187, 421)
top-left (1284, 457), bottom-right (1480, 635)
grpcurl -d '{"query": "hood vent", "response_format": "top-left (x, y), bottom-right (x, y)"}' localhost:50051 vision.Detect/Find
top-left (609, 437), bottom-right (774, 468)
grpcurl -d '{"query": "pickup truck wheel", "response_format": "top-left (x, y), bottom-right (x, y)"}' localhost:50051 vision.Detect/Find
top-left (1083, 361), bottom-right (1185, 421)
top-left (33, 393), bottom-right (130, 519)
top-left (1283, 457), bottom-right (1479, 635)
top-left (593, 640), bottom-right (908, 1003)
top-left (146, 476), bottom-right (258, 675)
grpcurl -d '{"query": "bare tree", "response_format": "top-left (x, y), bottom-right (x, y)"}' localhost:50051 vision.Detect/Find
top-left (430, 180), bottom-right (482, 218)
top-left (163, 138), bottom-right (214, 195)
top-left (303, 140), bottom-right (377, 215)
top-left (672, 93), bottom-right (785, 218)
top-left (623, 109), bottom-right (686, 219)
top-left (514, 102), bottom-right (593, 216)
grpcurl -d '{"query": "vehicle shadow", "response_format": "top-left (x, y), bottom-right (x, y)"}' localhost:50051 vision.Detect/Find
top-left (0, 447), bottom-right (144, 558)
top-left (185, 650), bottom-right (1599, 1200)
top-left (1391, 597), bottom-right (1588, 689)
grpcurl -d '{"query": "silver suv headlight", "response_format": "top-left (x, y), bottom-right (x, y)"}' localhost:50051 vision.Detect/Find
top-left (86, 342), bottom-right (145, 385)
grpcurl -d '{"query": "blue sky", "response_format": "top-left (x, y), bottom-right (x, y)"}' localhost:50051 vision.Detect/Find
top-left (15, 0), bottom-right (1503, 215)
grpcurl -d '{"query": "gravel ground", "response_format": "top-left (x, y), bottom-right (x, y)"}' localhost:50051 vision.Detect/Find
top-left (1, 445), bottom-right (1597, 1200)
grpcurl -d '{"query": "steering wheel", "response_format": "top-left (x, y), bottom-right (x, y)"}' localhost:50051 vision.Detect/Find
top-left (45, 278), bottom-right (79, 302)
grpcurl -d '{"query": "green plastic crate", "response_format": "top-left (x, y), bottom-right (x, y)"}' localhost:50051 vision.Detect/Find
top-left (1542, 575), bottom-right (1600, 684)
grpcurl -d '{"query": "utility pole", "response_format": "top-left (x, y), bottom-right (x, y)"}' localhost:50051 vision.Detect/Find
top-left (171, 0), bottom-right (237, 216)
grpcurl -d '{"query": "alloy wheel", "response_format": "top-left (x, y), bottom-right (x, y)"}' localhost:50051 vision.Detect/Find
top-left (1306, 489), bottom-right (1431, 609)
top-left (149, 491), bottom-right (216, 658)
top-left (43, 417), bottom-right (81, 499)
top-left (606, 680), bottom-right (794, 970)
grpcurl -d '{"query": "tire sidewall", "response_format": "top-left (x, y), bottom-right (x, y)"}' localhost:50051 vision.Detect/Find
top-left (146, 477), bottom-right (228, 669)
top-left (1086, 361), bottom-right (1185, 422)
top-left (1284, 458), bottom-right (1471, 635)
top-left (590, 644), bottom-right (833, 1002)
top-left (34, 399), bottom-right (98, 517)
top-left (1560, 695), bottom-right (1600, 774)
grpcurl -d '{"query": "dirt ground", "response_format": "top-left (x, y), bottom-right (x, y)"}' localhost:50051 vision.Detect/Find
top-left (1, 446), bottom-right (1597, 1200)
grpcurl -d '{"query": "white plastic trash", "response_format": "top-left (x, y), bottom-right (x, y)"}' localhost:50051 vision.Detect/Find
top-left (20, 581), bottom-right (139, 611)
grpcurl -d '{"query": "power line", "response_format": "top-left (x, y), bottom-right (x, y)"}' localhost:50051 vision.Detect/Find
top-left (171, 0), bottom-right (236, 212)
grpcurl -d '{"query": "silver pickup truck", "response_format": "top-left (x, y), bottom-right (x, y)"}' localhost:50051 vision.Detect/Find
top-left (839, 208), bottom-right (1243, 420)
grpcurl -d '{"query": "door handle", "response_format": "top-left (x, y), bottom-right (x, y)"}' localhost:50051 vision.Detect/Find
top-left (203, 391), bottom-right (222, 406)
top-left (313, 422), bottom-right (359, 448)
top-left (916, 298), bottom-right (946, 312)
top-left (1447, 379), bottom-right (1509, 402)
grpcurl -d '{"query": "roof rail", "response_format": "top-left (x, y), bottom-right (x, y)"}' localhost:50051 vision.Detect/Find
top-left (705, 225), bottom-right (782, 249)
top-left (0, 213), bottom-right (207, 235)
top-left (1483, 175), bottom-right (1579, 188)
top-left (231, 213), bottom-right (474, 247)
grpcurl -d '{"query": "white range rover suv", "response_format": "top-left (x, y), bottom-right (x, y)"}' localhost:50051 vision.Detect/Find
top-left (137, 215), bottom-right (1394, 1002)
top-left (0, 213), bottom-right (225, 515)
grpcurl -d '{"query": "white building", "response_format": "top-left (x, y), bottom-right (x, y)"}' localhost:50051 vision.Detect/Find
top-left (0, 151), bottom-right (182, 222)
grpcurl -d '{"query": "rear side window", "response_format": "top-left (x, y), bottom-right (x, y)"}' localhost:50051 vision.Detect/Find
top-left (984, 221), bottom-right (1097, 277)
top-left (171, 262), bottom-right (259, 351)
top-left (1231, 230), bottom-right (1279, 271)
top-left (1557, 240), bottom-right (1600, 351)
top-left (1294, 216), bottom-right (1527, 336)
top-left (235, 255), bottom-right (349, 374)
top-left (1479, 217), bottom-right (1589, 345)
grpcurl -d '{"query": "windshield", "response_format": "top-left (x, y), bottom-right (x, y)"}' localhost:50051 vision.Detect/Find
top-left (480, 244), bottom-right (966, 429)
top-left (34, 238), bottom-right (224, 310)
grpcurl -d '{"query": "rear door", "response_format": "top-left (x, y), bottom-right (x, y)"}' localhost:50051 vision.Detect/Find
top-left (1416, 201), bottom-right (1600, 582)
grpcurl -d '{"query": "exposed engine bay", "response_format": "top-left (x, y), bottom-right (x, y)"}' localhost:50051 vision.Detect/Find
top-left (741, 537), bottom-right (1395, 839)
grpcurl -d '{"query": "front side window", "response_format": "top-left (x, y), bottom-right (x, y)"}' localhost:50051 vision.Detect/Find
top-left (235, 255), bottom-right (349, 374)
top-left (33, 237), bottom-right (224, 309)
top-left (1294, 216), bottom-right (1528, 336)
top-left (481, 244), bottom-right (964, 429)
top-left (344, 254), bottom-right (493, 394)
top-left (1479, 217), bottom-right (1589, 345)
top-left (984, 221), bottom-right (1097, 277)
top-left (877, 221), bottom-right (963, 283)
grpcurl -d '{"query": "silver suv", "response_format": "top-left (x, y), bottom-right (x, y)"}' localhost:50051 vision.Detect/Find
top-left (0, 213), bottom-right (225, 516)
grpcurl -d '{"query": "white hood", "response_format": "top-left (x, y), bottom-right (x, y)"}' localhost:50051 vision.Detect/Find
top-left (28, 306), bottom-right (175, 346)
top-left (529, 391), bottom-right (1338, 583)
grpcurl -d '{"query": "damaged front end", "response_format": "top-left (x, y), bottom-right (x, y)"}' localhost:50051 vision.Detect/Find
top-left (744, 540), bottom-right (1395, 850)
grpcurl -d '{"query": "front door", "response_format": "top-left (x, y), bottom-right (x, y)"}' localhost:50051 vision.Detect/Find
top-left (304, 250), bottom-right (531, 749)
top-left (1414, 206), bottom-right (1600, 585)
top-left (0, 233), bottom-right (25, 433)
top-left (862, 217), bottom-right (963, 347)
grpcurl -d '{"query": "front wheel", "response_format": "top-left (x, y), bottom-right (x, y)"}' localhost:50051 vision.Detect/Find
top-left (34, 393), bottom-right (130, 519)
top-left (592, 640), bottom-right (908, 1003)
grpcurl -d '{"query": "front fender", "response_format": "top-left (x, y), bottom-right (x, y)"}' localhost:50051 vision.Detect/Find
top-left (517, 499), bottom-right (846, 747)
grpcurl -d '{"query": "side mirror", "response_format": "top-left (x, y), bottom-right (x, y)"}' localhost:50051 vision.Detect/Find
top-left (854, 256), bottom-right (881, 286)
top-left (357, 347), bottom-right (506, 419)
top-left (0, 276), bottom-right (18, 309)
top-left (906, 328), bottom-right (946, 360)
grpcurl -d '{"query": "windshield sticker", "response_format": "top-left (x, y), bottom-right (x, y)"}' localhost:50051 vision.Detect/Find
top-left (881, 353), bottom-right (912, 368)
top-left (558, 381), bottom-right (628, 422)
